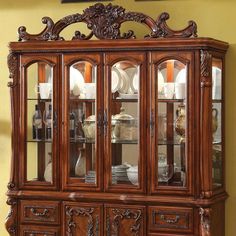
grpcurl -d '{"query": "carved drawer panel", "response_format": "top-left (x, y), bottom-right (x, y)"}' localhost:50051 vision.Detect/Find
top-left (63, 202), bottom-right (103, 236)
top-left (20, 225), bottom-right (60, 236)
top-left (20, 200), bottom-right (60, 225)
top-left (105, 204), bottom-right (146, 236)
top-left (148, 206), bottom-right (193, 234)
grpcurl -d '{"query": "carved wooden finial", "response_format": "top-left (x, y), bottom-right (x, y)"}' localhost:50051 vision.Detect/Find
top-left (18, 3), bottom-right (197, 42)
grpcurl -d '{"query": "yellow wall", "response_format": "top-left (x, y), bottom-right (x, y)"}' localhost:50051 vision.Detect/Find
top-left (0, 0), bottom-right (235, 235)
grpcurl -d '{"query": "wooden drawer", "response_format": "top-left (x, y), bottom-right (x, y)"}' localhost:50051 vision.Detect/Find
top-left (20, 225), bottom-right (60, 236)
top-left (148, 206), bottom-right (193, 234)
top-left (105, 204), bottom-right (146, 236)
top-left (20, 200), bottom-right (60, 225)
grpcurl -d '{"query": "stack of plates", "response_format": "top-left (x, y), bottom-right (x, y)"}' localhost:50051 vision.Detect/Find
top-left (112, 66), bottom-right (139, 95)
top-left (85, 170), bottom-right (96, 184)
top-left (111, 168), bottom-right (117, 184)
top-left (112, 164), bottom-right (130, 183)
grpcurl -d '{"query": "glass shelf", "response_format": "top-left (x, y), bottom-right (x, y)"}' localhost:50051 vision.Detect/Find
top-left (158, 140), bottom-right (185, 145)
top-left (112, 98), bottom-right (138, 103)
top-left (212, 99), bottom-right (222, 103)
top-left (69, 98), bottom-right (95, 103)
top-left (70, 138), bottom-right (138, 144)
top-left (158, 98), bottom-right (185, 103)
top-left (27, 139), bottom-right (52, 143)
top-left (27, 98), bottom-right (52, 102)
top-left (213, 140), bottom-right (222, 145)
top-left (111, 139), bottom-right (138, 144)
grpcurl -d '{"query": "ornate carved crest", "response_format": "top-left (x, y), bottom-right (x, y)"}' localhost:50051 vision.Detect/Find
top-left (66, 206), bottom-right (99, 236)
top-left (199, 207), bottom-right (211, 236)
top-left (18, 3), bottom-right (197, 41)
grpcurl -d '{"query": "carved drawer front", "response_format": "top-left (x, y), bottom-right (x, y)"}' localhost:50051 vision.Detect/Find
top-left (105, 204), bottom-right (146, 236)
top-left (20, 225), bottom-right (59, 236)
top-left (148, 206), bottom-right (193, 234)
top-left (63, 202), bottom-right (103, 236)
top-left (20, 200), bottom-right (60, 225)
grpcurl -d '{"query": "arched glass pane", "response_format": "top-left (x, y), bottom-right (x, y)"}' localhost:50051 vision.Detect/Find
top-left (110, 60), bottom-right (140, 186)
top-left (68, 61), bottom-right (97, 184)
top-left (26, 62), bottom-right (53, 183)
top-left (212, 58), bottom-right (223, 188)
top-left (157, 59), bottom-right (187, 187)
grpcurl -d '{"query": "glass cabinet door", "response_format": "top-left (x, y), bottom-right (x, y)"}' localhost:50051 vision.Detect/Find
top-left (20, 55), bottom-right (59, 189)
top-left (211, 57), bottom-right (223, 189)
top-left (63, 54), bottom-right (102, 191)
top-left (150, 52), bottom-right (194, 194)
top-left (104, 53), bottom-right (146, 193)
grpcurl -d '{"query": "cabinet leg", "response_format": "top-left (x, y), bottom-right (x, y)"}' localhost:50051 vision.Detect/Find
top-left (5, 198), bottom-right (17, 236)
top-left (199, 207), bottom-right (211, 236)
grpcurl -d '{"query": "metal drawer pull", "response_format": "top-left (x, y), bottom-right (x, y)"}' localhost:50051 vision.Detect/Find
top-left (160, 214), bottom-right (180, 224)
top-left (30, 208), bottom-right (49, 217)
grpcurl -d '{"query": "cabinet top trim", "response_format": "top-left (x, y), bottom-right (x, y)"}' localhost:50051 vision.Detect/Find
top-left (18, 3), bottom-right (198, 42)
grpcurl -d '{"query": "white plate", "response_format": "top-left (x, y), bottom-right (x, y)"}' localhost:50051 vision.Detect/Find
top-left (117, 68), bottom-right (130, 94)
top-left (132, 72), bottom-right (139, 93)
top-left (176, 68), bottom-right (187, 83)
top-left (212, 66), bottom-right (222, 99)
top-left (111, 67), bottom-right (122, 93)
top-left (158, 71), bottom-right (164, 93)
top-left (126, 67), bottom-right (139, 93)
top-left (70, 67), bottom-right (85, 95)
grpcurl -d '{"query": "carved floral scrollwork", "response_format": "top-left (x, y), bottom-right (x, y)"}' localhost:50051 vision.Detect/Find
top-left (199, 208), bottom-right (211, 236)
top-left (18, 3), bottom-right (197, 42)
top-left (5, 198), bottom-right (17, 236)
top-left (111, 208), bottom-right (142, 236)
top-left (148, 12), bottom-right (198, 38)
top-left (66, 206), bottom-right (98, 236)
top-left (7, 53), bottom-right (18, 88)
top-left (200, 50), bottom-right (212, 88)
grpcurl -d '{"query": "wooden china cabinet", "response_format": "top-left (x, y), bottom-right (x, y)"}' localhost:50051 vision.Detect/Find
top-left (6, 3), bottom-right (228, 236)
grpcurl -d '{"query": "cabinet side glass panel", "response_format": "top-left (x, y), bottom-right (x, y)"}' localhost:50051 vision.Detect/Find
top-left (26, 62), bottom-right (53, 183)
top-left (212, 58), bottom-right (223, 188)
top-left (110, 61), bottom-right (140, 187)
top-left (68, 61), bottom-right (97, 185)
top-left (157, 60), bottom-right (187, 187)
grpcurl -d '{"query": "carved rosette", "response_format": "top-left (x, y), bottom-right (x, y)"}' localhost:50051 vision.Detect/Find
top-left (18, 3), bottom-right (197, 41)
top-left (66, 206), bottom-right (98, 236)
top-left (199, 208), bottom-right (211, 236)
top-left (200, 50), bottom-right (212, 88)
top-left (109, 208), bottom-right (142, 236)
top-left (5, 198), bottom-right (17, 236)
top-left (7, 182), bottom-right (16, 191)
top-left (7, 53), bottom-right (18, 88)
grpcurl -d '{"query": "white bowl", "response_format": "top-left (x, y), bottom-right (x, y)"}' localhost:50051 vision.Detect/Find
top-left (127, 166), bottom-right (138, 186)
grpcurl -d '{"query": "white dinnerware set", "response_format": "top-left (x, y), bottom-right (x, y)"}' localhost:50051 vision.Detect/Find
top-left (112, 66), bottom-right (139, 99)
